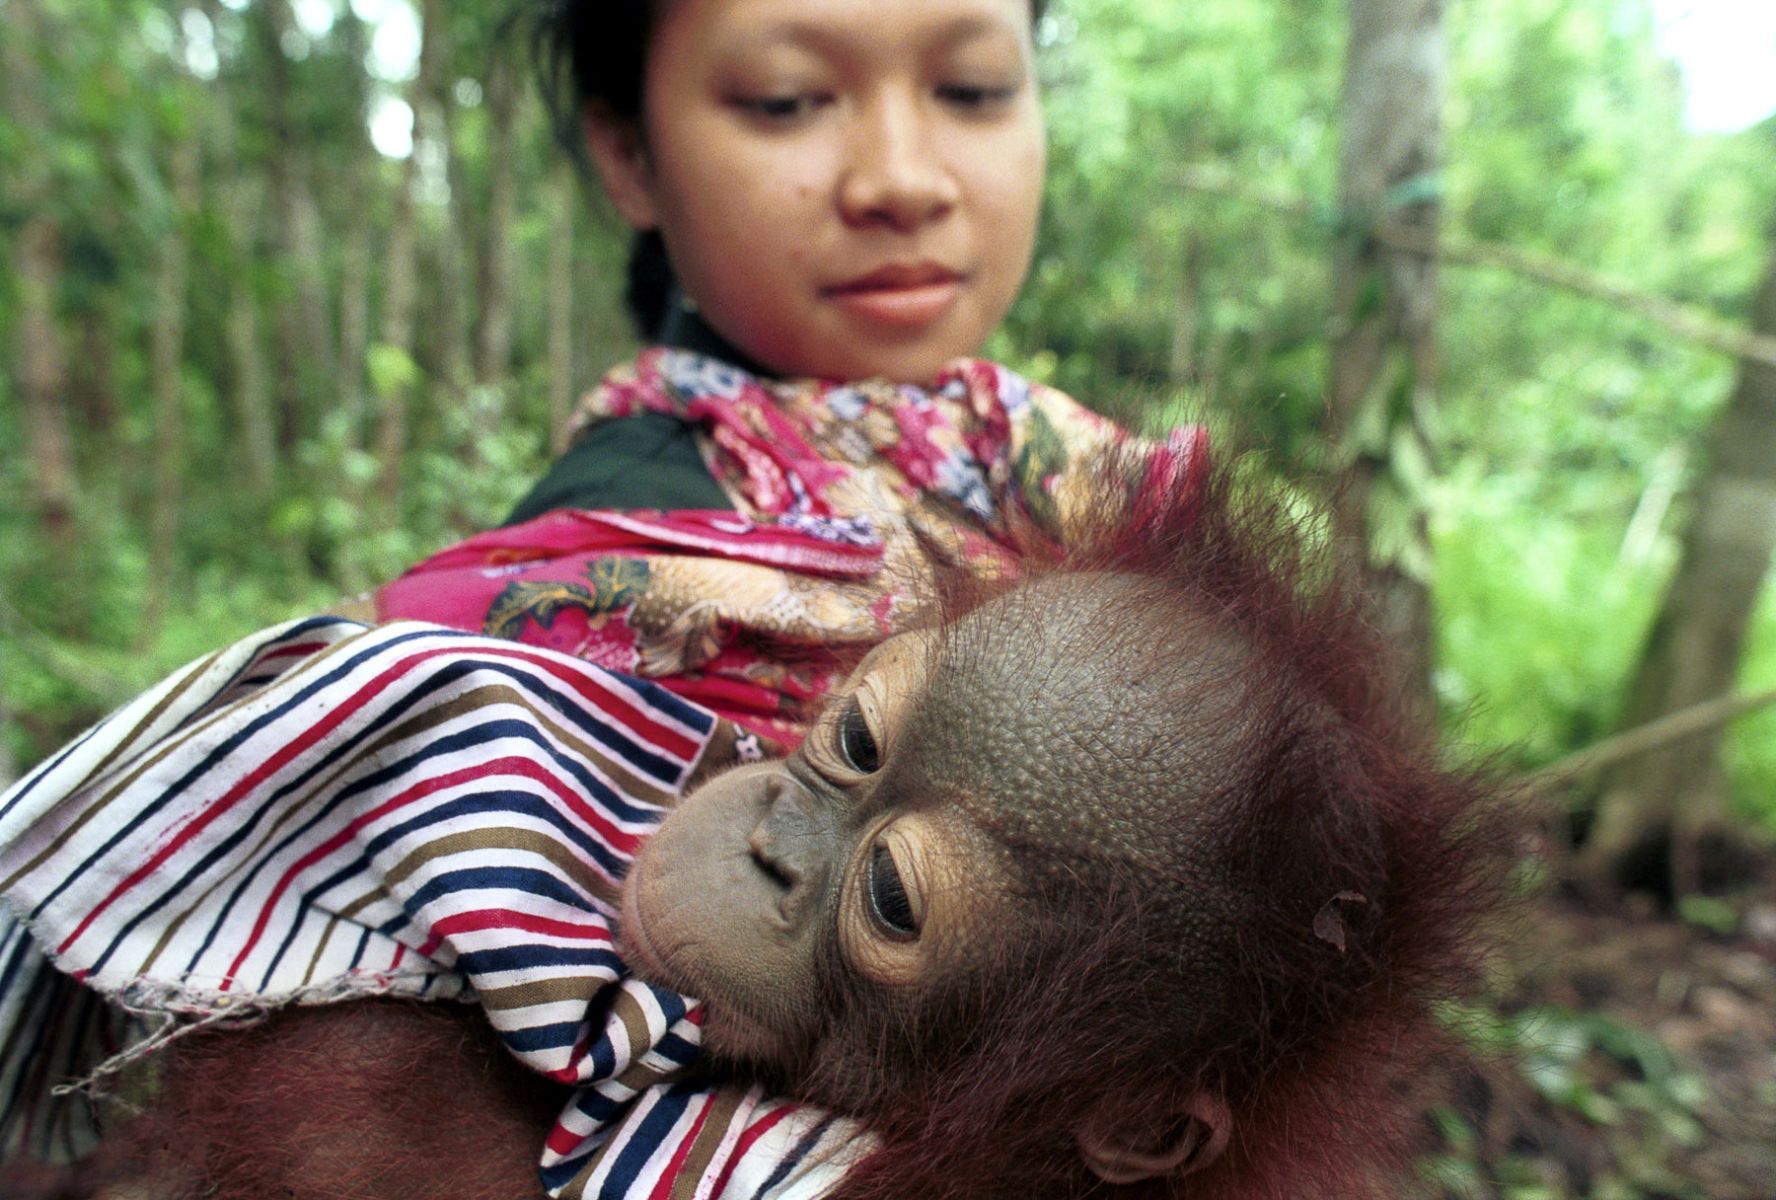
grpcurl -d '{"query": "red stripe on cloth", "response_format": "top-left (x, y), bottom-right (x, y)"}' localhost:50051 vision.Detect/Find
top-left (546, 1026), bottom-right (599, 1084)
top-left (546, 1114), bottom-right (588, 1157)
top-left (648, 1093), bottom-right (715, 1200)
top-left (418, 907), bottom-right (614, 957)
top-left (476, 644), bottom-right (704, 763)
top-left (55, 642), bottom-right (474, 960)
top-left (217, 753), bottom-right (629, 987)
top-left (257, 640), bottom-right (331, 664)
top-left (705, 1103), bottom-right (799, 1200)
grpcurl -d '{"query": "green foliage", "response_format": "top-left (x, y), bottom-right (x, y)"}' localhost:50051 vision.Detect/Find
top-left (1727, 589), bottom-right (1776, 828)
top-left (1432, 467), bottom-right (1668, 765)
top-left (1427, 1005), bottom-right (1713, 1199)
top-left (1674, 894), bottom-right (1737, 936)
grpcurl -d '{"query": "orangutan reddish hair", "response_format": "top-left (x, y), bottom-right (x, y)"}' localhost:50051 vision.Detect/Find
top-left (16, 458), bottom-right (1514, 1200)
top-left (790, 461), bottom-right (1515, 1200)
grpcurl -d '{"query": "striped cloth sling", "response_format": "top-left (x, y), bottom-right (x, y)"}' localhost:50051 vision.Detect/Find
top-left (0, 617), bottom-right (865, 1198)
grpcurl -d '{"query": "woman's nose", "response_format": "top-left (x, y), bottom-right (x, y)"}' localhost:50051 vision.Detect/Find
top-left (837, 91), bottom-right (961, 231)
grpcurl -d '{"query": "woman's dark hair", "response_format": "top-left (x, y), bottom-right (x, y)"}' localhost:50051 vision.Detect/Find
top-left (531, 0), bottom-right (1049, 340)
top-left (532, 0), bottom-right (668, 337)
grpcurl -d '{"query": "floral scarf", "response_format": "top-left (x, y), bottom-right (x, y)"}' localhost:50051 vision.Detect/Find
top-left (370, 349), bottom-right (1206, 747)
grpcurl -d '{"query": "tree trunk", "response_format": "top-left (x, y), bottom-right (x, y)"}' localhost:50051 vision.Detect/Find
top-left (286, 172), bottom-right (335, 442)
top-left (204, 0), bottom-right (276, 492)
top-left (548, 160), bottom-right (577, 455)
top-left (70, 294), bottom-right (122, 446)
top-left (142, 133), bottom-right (201, 639)
top-left (425, 0), bottom-right (471, 405)
top-left (476, 54), bottom-right (519, 390)
top-left (1327, 0), bottom-right (1444, 715)
top-left (13, 219), bottom-right (77, 550)
top-left (5, 0), bottom-right (78, 551)
top-left (221, 201), bottom-right (278, 493)
top-left (1579, 225), bottom-right (1776, 894)
top-left (256, 0), bottom-right (335, 453)
top-left (1168, 232), bottom-right (1206, 387)
top-left (339, 202), bottom-right (374, 447)
top-left (374, 0), bottom-right (440, 508)
top-left (334, 5), bottom-right (375, 451)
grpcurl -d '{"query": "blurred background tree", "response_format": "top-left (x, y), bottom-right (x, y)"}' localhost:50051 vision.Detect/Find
top-left (3, 0), bottom-right (1776, 1192)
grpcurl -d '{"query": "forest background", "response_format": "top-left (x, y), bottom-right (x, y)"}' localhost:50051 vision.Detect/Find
top-left (2, 0), bottom-right (1774, 1196)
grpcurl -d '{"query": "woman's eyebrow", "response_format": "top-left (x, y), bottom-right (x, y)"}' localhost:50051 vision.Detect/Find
top-left (724, 15), bottom-right (1022, 61)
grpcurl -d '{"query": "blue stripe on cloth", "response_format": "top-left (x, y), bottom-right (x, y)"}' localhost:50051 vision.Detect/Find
top-left (90, 649), bottom-right (677, 982)
top-left (348, 652), bottom-right (697, 790)
top-left (319, 711), bottom-right (671, 831)
top-left (540, 1159), bottom-right (590, 1194)
top-left (496, 1019), bottom-right (593, 1055)
top-left (246, 783), bottom-right (649, 991)
top-left (0, 926), bottom-right (42, 1146)
top-left (454, 942), bottom-right (625, 977)
top-left (572, 1087), bottom-right (625, 1123)
top-left (0, 920), bottom-right (32, 999)
top-left (749, 1114), bottom-right (838, 1200)
top-left (352, 756), bottom-right (641, 873)
top-left (394, 862), bottom-right (602, 924)
top-left (0, 722), bottom-right (105, 826)
top-left (605, 1085), bottom-right (696, 1197)
top-left (655, 1030), bottom-right (698, 1063)
top-left (594, 670), bottom-right (717, 738)
top-left (642, 983), bottom-right (690, 1028)
top-left (183, 728), bottom-right (647, 986)
top-left (0, 617), bottom-right (348, 825)
top-left (504, 668), bottom-right (696, 787)
top-left (255, 906), bottom-right (319, 995)
top-left (28, 626), bottom-right (447, 928)
top-left (348, 924), bottom-right (372, 970)
top-left (572, 1029), bottom-right (619, 1082)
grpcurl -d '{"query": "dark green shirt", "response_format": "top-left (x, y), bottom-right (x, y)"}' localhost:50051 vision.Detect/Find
top-left (502, 305), bottom-right (758, 525)
top-left (502, 412), bottom-right (732, 523)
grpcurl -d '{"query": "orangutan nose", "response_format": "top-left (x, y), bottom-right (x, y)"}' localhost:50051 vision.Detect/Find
top-left (746, 774), bottom-right (837, 924)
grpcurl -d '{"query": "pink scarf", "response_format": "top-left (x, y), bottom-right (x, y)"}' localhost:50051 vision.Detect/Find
top-left (375, 349), bottom-right (1206, 747)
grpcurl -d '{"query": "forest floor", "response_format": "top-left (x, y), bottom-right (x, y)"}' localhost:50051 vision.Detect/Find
top-left (1425, 859), bottom-right (1776, 1200)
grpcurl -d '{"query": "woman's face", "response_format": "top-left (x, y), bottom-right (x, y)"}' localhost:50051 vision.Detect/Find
top-left (590, 0), bottom-right (1046, 384)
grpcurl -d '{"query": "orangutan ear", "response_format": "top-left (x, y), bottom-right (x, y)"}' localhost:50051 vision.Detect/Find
top-left (581, 103), bottom-right (658, 231)
top-left (1075, 1092), bottom-right (1230, 1185)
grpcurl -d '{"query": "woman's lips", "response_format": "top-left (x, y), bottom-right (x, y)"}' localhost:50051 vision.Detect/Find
top-left (824, 265), bottom-right (964, 329)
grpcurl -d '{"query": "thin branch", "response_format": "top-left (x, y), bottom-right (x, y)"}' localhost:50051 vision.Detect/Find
top-left (1526, 687), bottom-right (1776, 791)
top-left (1175, 163), bottom-right (1776, 371)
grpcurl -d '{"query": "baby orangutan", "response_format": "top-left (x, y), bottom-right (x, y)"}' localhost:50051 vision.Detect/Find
top-left (14, 470), bottom-right (1510, 1200)
top-left (612, 490), bottom-right (1510, 1199)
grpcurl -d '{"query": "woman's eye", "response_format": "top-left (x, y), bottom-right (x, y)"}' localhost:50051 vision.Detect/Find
top-left (867, 844), bottom-right (917, 937)
top-left (836, 700), bottom-right (881, 774)
top-left (735, 94), bottom-right (827, 120)
top-left (936, 83), bottom-right (1019, 109)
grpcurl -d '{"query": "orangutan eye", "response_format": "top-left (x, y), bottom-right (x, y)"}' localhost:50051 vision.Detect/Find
top-left (836, 699), bottom-right (881, 774)
top-left (867, 844), bottom-right (917, 938)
